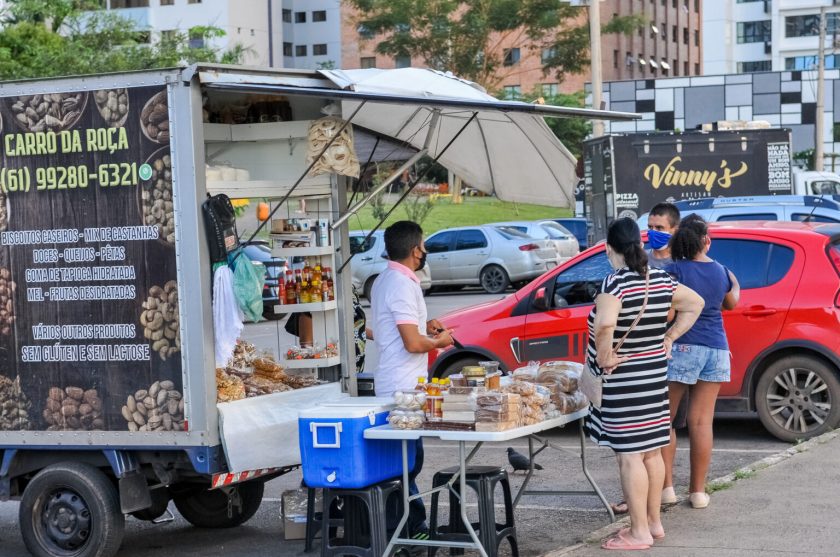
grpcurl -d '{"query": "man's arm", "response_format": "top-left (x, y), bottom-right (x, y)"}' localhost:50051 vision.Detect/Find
top-left (398, 324), bottom-right (453, 353)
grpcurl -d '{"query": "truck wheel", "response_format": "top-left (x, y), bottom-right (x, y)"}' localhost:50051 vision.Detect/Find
top-left (480, 265), bottom-right (509, 294)
top-left (20, 462), bottom-right (124, 557)
top-left (755, 355), bottom-right (840, 442)
top-left (173, 481), bottom-right (264, 528)
top-left (363, 275), bottom-right (377, 301)
top-left (130, 487), bottom-right (171, 522)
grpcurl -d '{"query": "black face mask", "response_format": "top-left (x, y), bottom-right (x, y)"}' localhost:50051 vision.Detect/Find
top-left (416, 248), bottom-right (427, 271)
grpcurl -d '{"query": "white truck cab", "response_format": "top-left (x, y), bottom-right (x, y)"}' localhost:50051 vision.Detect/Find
top-left (793, 168), bottom-right (840, 196)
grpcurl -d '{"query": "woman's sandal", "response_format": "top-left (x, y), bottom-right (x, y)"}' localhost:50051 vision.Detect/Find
top-left (689, 492), bottom-right (710, 509)
top-left (601, 528), bottom-right (652, 551)
top-left (609, 500), bottom-right (628, 515)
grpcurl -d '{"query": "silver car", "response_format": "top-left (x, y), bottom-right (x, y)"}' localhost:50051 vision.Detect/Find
top-left (491, 220), bottom-right (579, 262)
top-left (424, 225), bottom-right (559, 294)
top-left (349, 230), bottom-right (432, 299)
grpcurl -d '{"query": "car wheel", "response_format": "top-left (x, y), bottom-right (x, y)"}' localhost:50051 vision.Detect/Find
top-left (20, 462), bottom-right (125, 557)
top-left (439, 356), bottom-right (482, 379)
top-left (755, 355), bottom-right (840, 442)
top-left (480, 265), bottom-right (509, 294)
top-left (363, 276), bottom-right (377, 301)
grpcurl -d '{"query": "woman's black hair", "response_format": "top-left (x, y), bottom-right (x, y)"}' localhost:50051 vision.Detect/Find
top-left (606, 218), bottom-right (648, 275)
top-left (670, 214), bottom-right (708, 261)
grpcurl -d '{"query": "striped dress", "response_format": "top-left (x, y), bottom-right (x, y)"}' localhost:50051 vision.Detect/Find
top-left (584, 267), bottom-right (676, 454)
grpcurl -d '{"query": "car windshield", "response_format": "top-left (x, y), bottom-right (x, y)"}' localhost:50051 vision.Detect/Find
top-left (495, 226), bottom-right (531, 240)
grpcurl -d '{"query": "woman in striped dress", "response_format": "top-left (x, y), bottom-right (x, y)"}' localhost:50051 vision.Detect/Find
top-left (585, 218), bottom-right (703, 551)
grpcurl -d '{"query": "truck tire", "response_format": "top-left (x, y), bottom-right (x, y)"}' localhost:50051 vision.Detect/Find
top-left (755, 355), bottom-right (840, 442)
top-left (363, 275), bottom-right (377, 301)
top-left (172, 481), bottom-right (264, 528)
top-left (20, 462), bottom-right (124, 557)
top-left (130, 487), bottom-right (171, 522)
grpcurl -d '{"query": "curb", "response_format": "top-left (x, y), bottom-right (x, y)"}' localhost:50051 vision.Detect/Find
top-left (541, 428), bottom-right (840, 557)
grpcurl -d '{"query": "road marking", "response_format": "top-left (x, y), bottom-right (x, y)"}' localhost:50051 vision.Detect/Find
top-left (422, 443), bottom-right (782, 454)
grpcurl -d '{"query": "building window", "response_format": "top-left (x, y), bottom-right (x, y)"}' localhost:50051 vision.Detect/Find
top-left (295, 45), bottom-right (307, 57)
top-left (541, 83), bottom-right (559, 97)
top-left (160, 0), bottom-right (174, 5)
top-left (188, 29), bottom-right (204, 48)
top-left (295, 11), bottom-right (306, 23)
top-left (313, 10), bottom-right (327, 22)
top-left (684, 61), bottom-right (689, 75)
top-left (672, 25), bottom-right (677, 42)
top-left (282, 9), bottom-right (291, 23)
top-left (613, 49), bottom-right (619, 69)
top-left (694, 30), bottom-right (700, 46)
top-left (683, 27), bottom-right (689, 44)
top-left (110, 0), bottom-right (149, 7)
top-left (503, 48), bottom-right (521, 66)
top-left (738, 60), bottom-right (772, 72)
top-left (187, 0), bottom-right (200, 3)
top-left (283, 42), bottom-right (293, 57)
top-left (313, 44), bottom-right (328, 56)
top-left (357, 24), bottom-right (374, 40)
top-left (160, 29), bottom-right (176, 41)
top-left (694, 63), bottom-right (700, 74)
top-left (395, 55), bottom-right (411, 68)
top-left (360, 57), bottom-right (376, 69)
top-left (502, 85), bottom-right (522, 99)
top-left (541, 47), bottom-right (556, 63)
top-left (673, 59), bottom-right (679, 76)
top-left (671, 0), bottom-right (676, 7)
top-left (785, 55), bottom-right (840, 70)
top-left (737, 20), bottom-right (772, 43)
top-left (694, 0), bottom-right (699, 10)
top-left (785, 14), bottom-right (840, 38)
top-left (662, 21), bottom-right (667, 41)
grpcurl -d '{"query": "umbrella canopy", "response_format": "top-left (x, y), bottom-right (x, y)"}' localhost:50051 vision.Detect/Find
top-left (320, 68), bottom-right (581, 208)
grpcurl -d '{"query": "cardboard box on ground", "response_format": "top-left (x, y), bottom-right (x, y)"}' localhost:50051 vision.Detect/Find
top-left (282, 488), bottom-right (321, 540)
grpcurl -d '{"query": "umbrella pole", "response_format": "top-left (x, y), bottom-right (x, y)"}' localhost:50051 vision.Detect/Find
top-left (337, 111), bottom-right (478, 275)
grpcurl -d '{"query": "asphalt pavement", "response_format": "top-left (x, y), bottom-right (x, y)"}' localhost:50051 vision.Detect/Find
top-left (0, 290), bottom-right (796, 557)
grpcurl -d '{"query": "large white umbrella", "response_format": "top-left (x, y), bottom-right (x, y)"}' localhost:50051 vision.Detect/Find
top-left (321, 68), bottom-right (582, 208)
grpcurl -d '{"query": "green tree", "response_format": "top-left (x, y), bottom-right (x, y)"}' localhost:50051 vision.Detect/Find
top-left (347, 0), bottom-right (644, 92)
top-left (0, 0), bottom-right (247, 80)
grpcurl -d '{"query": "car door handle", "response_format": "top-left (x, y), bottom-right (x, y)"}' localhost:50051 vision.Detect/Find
top-left (743, 307), bottom-right (777, 317)
top-left (360, 257), bottom-right (372, 261)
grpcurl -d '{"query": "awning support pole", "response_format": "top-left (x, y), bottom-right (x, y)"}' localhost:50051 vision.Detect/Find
top-left (336, 111), bottom-right (478, 275)
top-left (230, 100), bottom-right (367, 263)
top-left (331, 148), bottom-right (428, 231)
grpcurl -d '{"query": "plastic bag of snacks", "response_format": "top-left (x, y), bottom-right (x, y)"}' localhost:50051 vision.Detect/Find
top-left (388, 409), bottom-right (425, 429)
top-left (536, 361), bottom-right (582, 393)
top-left (511, 361), bottom-right (540, 382)
top-left (393, 390), bottom-right (427, 412)
top-left (554, 390), bottom-right (589, 414)
top-left (504, 381), bottom-right (536, 397)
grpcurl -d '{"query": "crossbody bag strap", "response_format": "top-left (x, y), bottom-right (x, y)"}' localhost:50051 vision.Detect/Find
top-left (613, 270), bottom-right (650, 353)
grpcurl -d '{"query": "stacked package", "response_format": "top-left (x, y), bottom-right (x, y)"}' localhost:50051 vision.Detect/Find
top-left (441, 390), bottom-right (477, 425)
top-left (388, 391), bottom-right (426, 430)
top-left (503, 381), bottom-right (551, 425)
top-left (535, 361), bottom-right (588, 414)
top-left (474, 392), bottom-right (521, 432)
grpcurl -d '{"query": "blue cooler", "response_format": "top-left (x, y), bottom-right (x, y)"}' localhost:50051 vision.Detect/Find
top-left (299, 400), bottom-right (416, 488)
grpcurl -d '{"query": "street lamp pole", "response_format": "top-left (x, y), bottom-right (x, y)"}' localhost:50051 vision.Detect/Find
top-left (816, 6), bottom-right (827, 172)
top-left (589, 0), bottom-right (604, 138)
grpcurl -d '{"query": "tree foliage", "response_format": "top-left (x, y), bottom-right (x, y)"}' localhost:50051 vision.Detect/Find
top-left (522, 89), bottom-right (590, 159)
top-left (348, 0), bottom-right (645, 92)
top-left (0, 0), bottom-right (247, 80)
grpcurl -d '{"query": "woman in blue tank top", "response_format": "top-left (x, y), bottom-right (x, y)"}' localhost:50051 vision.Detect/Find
top-left (661, 215), bottom-right (740, 510)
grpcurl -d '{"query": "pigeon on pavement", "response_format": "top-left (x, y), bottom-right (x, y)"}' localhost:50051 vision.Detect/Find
top-left (506, 447), bottom-right (543, 473)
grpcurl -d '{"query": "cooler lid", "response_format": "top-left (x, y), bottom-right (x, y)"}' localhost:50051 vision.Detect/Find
top-left (299, 401), bottom-right (393, 419)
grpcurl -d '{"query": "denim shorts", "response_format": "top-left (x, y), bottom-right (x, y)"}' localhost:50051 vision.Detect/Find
top-left (667, 343), bottom-right (731, 384)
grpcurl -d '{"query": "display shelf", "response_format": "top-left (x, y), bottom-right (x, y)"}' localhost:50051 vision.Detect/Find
top-left (204, 121), bottom-right (312, 143)
top-left (273, 300), bottom-right (337, 314)
top-left (282, 356), bottom-right (341, 369)
top-left (206, 179), bottom-right (331, 198)
top-left (271, 245), bottom-right (333, 257)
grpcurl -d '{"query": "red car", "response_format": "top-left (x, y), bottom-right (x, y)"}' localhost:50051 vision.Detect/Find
top-left (431, 222), bottom-right (840, 442)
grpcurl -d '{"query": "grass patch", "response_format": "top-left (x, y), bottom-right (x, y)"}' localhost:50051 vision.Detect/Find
top-left (705, 480), bottom-right (734, 493)
top-left (733, 469), bottom-right (756, 481)
top-left (345, 195), bottom-right (571, 234)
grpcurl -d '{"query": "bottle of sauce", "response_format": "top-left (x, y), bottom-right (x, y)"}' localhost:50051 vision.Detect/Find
top-left (294, 270), bottom-right (302, 304)
top-left (313, 265), bottom-right (322, 289)
top-left (278, 272), bottom-right (286, 305)
top-left (300, 280), bottom-right (311, 304)
top-left (303, 261), bottom-right (312, 284)
top-left (325, 267), bottom-right (335, 300)
top-left (284, 271), bottom-right (296, 305)
top-left (429, 378), bottom-right (443, 419)
top-left (415, 377), bottom-right (427, 392)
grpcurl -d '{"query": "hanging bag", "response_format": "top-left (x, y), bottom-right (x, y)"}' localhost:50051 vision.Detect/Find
top-left (581, 271), bottom-right (649, 408)
top-left (230, 249), bottom-right (265, 323)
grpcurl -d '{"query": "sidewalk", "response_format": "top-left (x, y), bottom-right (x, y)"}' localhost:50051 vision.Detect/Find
top-left (547, 431), bottom-right (840, 557)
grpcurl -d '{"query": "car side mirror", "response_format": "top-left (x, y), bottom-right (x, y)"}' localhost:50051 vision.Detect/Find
top-left (533, 287), bottom-right (549, 311)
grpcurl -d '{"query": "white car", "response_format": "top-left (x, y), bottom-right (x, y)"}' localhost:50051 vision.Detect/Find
top-left (349, 230), bottom-right (432, 299)
top-left (490, 220), bottom-right (579, 262)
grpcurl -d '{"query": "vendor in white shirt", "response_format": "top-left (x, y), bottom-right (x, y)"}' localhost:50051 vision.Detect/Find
top-left (371, 220), bottom-right (453, 543)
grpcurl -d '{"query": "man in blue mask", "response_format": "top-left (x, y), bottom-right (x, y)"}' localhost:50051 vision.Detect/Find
top-left (646, 202), bottom-right (680, 269)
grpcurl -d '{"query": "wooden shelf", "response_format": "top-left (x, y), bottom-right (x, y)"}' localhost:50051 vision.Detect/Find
top-left (282, 356), bottom-right (341, 369)
top-left (204, 121), bottom-right (313, 143)
top-left (205, 179), bottom-right (331, 198)
top-left (273, 300), bottom-right (337, 314)
top-left (271, 245), bottom-right (333, 257)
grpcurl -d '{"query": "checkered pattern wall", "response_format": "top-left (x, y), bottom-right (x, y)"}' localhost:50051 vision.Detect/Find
top-left (595, 70), bottom-right (840, 158)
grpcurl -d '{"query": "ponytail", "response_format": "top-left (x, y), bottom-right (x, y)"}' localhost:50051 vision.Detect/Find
top-left (607, 217), bottom-right (648, 275)
top-left (621, 243), bottom-right (648, 275)
top-left (671, 214), bottom-right (708, 261)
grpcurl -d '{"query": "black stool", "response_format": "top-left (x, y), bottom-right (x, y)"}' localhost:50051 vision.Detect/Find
top-left (428, 466), bottom-right (519, 557)
top-left (320, 479), bottom-right (403, 557)
top-left (304, 487), bottom-right (339, 553)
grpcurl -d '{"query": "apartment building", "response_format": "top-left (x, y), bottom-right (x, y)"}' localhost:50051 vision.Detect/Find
top-left (704, 0), bottom-right (840, 74)
top-left (341, 0), bottom-right (703, 96)
top-left (96, 0), bottom-right (341, 70)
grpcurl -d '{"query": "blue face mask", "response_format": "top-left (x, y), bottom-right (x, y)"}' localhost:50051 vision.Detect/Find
top-left (648, 229), bottom-right (672, 251)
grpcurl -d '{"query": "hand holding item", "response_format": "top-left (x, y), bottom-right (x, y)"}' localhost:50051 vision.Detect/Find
top-left (434, 328), bottom-right (454, 349)
top-left (663, 336), bottom-right (674, 359)
top-left (426, 319), bottom-right (444, 335)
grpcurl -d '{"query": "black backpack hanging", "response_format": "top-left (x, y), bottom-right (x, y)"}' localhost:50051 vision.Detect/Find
top-left (202, 194), bottom-right (239, 264)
